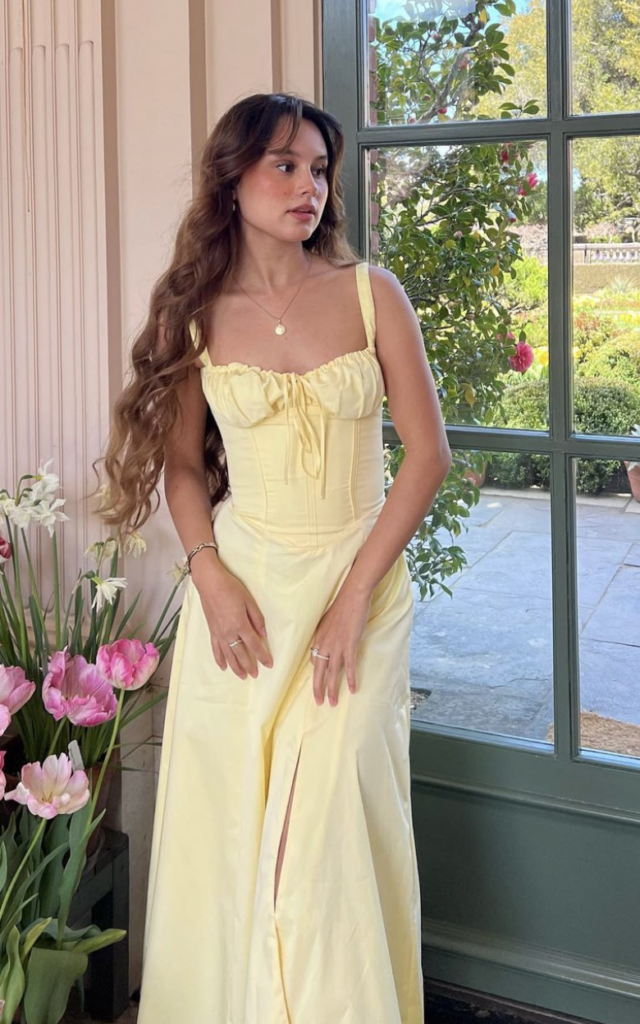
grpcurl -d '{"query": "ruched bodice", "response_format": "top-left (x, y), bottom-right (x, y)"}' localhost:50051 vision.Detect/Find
top-left (188, 262), bottom-right (387, 545)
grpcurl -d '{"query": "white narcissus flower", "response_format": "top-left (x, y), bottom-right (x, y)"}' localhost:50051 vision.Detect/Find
top-left (84, 538), bottom-right (118, 563)
top-left (103, 538), bottom-right (119, 559)
top-left (94, 483), bottom-right (116, 513)
top-left (170, 560), bottom-right (189, 585)
top-left (5, 498), bottom-right (37, 530)
top-left (91, 576), bottom-right (127, 612)
top-left (29, 458), bottom-right (60, 502)
top-left (123, 530), bottom-right (147, 557)
top-left (34, 497), bottom-right (70, 537)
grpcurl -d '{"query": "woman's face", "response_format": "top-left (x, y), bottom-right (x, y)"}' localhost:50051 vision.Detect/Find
top-left (233, 117), bottom-right (330, 242)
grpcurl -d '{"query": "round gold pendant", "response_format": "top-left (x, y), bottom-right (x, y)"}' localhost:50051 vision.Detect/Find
top-left (275, 322), bottom-right (286, 336)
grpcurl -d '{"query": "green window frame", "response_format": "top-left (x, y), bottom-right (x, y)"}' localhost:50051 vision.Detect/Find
top-left (323, 0), bottom-right (640, 813)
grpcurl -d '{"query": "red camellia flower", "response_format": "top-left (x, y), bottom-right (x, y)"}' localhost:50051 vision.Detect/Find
top-left (517, 172), bottom-right (538, 195)
top-left (508, 341), bottom-right (535, 373)
top-left (0, 534), bottom-right (12, 564)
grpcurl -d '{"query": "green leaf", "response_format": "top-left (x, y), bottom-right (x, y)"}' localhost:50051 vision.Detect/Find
top-left (0, 926), bottom-right (26, 1024)
top-left (38, 816), bottom-right (71, 919)
top-left (63, 927), bottom-right (127, 956)
top-left (0, 844), bottom-right (7, 894)
top-left (19, 917), bottom-right (53, 966)
top-left (23, 946), bottom-right (88, 1024)
top-left (56, 809), bottom-right (105, 942)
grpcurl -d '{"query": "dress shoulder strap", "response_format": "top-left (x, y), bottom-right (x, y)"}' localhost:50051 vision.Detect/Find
top-left (188, 316), bottom-right (211, 368)
top-left (355, 261), bottom-right (376, 350)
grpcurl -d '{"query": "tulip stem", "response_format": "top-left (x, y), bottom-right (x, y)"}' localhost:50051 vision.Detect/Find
top-left (0, 817), bottom-right (47, 925)
top-left (46, 719), bottom-right (65, 759)
top-left (89, 688), bottom-right (124, 819)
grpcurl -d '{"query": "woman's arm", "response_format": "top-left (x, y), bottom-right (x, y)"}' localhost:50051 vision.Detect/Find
top-left (162, 360), bottom-right (226, 584)
top-left (163, 362), bottom-right (272, 676)
top-left (308, 267), bottom-right (451, 706)
top-left (342, 265), bottom-right (452, 599)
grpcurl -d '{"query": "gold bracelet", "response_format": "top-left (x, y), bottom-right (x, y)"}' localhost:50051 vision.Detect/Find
top-left (186, 540), bottom-right (218, 575)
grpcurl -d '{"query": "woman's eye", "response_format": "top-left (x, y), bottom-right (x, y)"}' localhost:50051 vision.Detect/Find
top-left (275, 162), bottom-right (327, 177)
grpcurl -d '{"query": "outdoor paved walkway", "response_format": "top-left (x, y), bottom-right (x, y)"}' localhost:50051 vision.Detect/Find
top-left (409, 485), bottom-right (640, 748)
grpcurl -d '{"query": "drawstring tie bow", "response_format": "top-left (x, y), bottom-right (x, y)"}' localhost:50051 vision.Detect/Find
top-left (282, 375), bottom-right (327, 499)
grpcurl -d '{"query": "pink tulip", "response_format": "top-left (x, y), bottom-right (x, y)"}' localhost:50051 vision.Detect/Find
top-left (4, 752), bottom-right (90, 819)
top-left (508, 341), bottom-right (535, 373)
top-left (97, 639), bottom-right (160, 691)
top-left (0, 534), bottom-right (11, 563)
top-left (0, 750), bottom-right (6, 800)
top-left (0, 706), bottom-right (11, 738)
top-left (0, 665), bottom-right (36, 714)
top-left (42, 648), bottom-right (118, 726)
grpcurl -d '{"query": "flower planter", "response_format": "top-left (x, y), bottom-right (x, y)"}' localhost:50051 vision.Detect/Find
top-left (624, 461), bottom-right (640, 502)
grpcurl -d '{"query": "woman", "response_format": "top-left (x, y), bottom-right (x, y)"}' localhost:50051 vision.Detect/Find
top-left (94, 92), bottom-right (451, 1024)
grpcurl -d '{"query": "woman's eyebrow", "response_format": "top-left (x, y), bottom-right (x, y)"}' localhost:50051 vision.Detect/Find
top-left (267, 147), bottom-right (329, 160)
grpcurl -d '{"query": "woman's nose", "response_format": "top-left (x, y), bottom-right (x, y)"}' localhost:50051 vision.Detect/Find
top-left (299, 169), bottom-right (319, 193)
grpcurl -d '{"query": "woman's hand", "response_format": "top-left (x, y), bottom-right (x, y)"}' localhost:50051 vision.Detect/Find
top-left (309, 584), bottom-right (372, 707)
top-left (191, 553), bottom-right (273, 679)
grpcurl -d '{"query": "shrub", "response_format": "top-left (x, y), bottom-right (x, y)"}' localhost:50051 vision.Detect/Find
top-left (576, 336), bottom-right (640, 389)
top-left (488, 377), bottom-right (640, 493)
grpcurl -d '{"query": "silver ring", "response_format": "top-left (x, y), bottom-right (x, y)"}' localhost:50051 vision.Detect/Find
top-left (310, 646), bottom-right (330, 661)
top-left (228, 637), bottom-right (244, 648)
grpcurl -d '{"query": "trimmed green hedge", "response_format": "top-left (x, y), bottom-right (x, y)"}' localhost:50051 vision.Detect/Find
top-left (487, 377), bottom-right (640, 493)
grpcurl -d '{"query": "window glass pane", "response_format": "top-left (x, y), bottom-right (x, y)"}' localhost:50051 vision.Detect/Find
top-left (570, 0), bottom-right (640, 116)
top-left (405, 446), bottom-right (554, 743)
top-left (571, 137), bottom-right (640, 439)
top-left (366, 0), bottom-right (545, 128)
top-left (368, 141), bottom-right (549, 430)
top-left (574, 456), bottom-right (640, 760)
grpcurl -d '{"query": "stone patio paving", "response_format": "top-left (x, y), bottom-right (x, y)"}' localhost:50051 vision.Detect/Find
top-left (408, 484), bottom-right (640, 753)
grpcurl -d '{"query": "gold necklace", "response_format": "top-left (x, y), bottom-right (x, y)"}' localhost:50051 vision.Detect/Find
top-left (233, 253), bottom-right (312, 335)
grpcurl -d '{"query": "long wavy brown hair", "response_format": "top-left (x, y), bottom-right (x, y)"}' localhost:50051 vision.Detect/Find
top-left (88, 92), bottom-right (362, 541)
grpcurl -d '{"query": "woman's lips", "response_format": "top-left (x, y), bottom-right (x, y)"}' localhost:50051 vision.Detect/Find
top-left (288, 210), bottom-right (314, 221)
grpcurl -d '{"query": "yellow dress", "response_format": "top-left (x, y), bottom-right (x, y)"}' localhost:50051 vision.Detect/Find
top-left (138, 261), bottom-right (424, 1024)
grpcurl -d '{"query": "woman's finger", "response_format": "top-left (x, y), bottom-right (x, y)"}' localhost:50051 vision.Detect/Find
top-left (310, 640), bottom-right (332, 705)
top-left (324, 653), bottom-right (344, 707)
top-left (239, 623), bottom-right (273, 670)
top-left (230, 634), bottom-right (261, 678)
top-left (343, 653), bottom-right (357, 694)
top-left (225, 642), bottom-right (249, 679)
top-left (211, 638), bottom-right (229, 672)
top-left (246, 600), bottom-right (268, 642)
